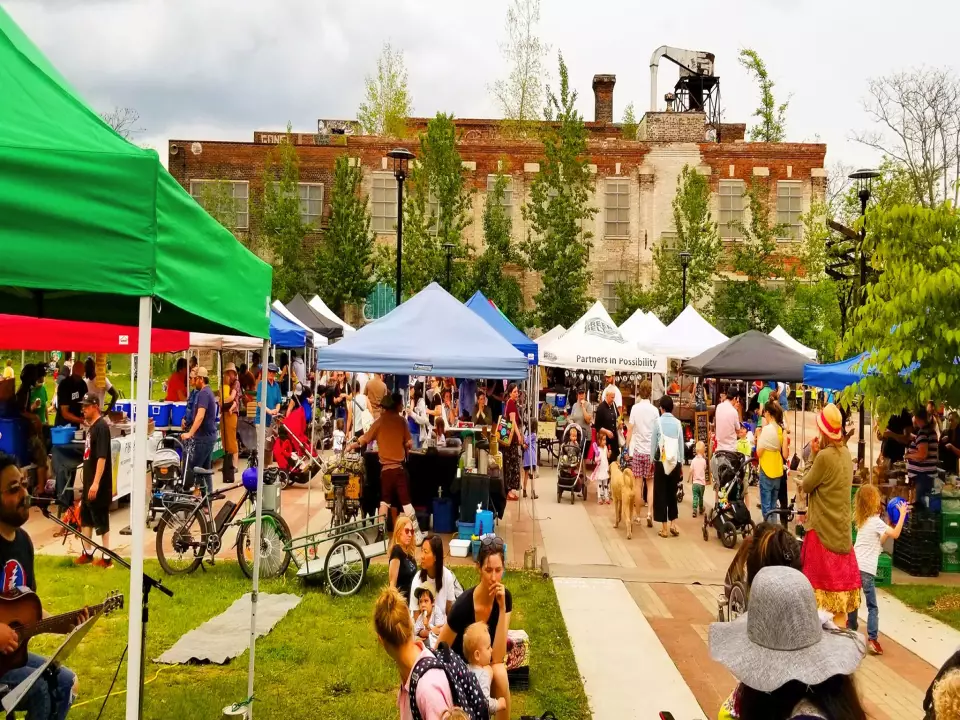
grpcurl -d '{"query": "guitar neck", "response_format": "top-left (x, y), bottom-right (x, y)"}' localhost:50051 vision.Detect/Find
top-left (20, 602), bottom-right (104, 640)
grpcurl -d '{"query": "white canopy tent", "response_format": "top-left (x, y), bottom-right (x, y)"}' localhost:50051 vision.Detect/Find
top-left (619, 310), bottom-right (667, 343)
top-left (272, 299), bottom-right (328, 347)
top-left (539, 301), bottom-right (667, 373)
top-left (309, 294), bottom-right (355, 334)
top-left (642, 305), bottom-right (728, 360)
top-left (535, 324), bottom-right (565, 347)
top-left (188, 333), bottom-right (264, 351)
top-left (769, 325), bottom-right (817, 361)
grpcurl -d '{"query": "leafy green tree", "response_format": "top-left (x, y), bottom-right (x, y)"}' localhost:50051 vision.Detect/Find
top-left (621, 102), bottom-right (639, 141)
top-left (471, 171), bottom-right (525, 323)
top-left (254, 125), bottom-right (313, 301)
top-left (522, 53), bottom-right (597, 329)
top-left (613, 282), bottom-right (655, 324)
top-left (846, 203), bottom-right (960, 418)
top-left (195, 179), bottom-right (239, 236)
top-left (713, 181), bottom-right (788, 333)
top-left (314, 155), bottom-right (374, 317)
top-left (738, 49), bottom-right (788, 142)
top-left (357, 42), bottom-right (412, 138)
top-left (373, 113), bottom-right (473, 298)
top-left (491, 0), bottom-right (549, 138)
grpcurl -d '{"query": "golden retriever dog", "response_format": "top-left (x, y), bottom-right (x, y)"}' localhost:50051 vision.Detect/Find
top-left (610, 463), bottom-right (636, 539)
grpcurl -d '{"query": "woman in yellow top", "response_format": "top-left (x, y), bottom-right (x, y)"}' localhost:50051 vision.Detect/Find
top-left (799, 403), bottom-right (861, 626)
top-left (756, 400), bottom-right (787, 522)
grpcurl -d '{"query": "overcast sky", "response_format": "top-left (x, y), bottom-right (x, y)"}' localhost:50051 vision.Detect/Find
top-left (5, 0), bottom-right (958, 172)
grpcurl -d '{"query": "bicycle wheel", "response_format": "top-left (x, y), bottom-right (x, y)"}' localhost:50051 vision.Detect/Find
top-left (236, 510), bottom-right (292, 579)
top-left (156, 505), bottom-right (209, 575)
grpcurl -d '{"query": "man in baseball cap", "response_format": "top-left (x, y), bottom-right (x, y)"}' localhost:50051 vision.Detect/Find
top-left (603, 369), bottom-right (623, 409)
top-left (256, 363), bottom-right (283, 427)
top-left (183, 366), bottom-right (218, 495)
top-left (77, 392), bottom-right (113, 567)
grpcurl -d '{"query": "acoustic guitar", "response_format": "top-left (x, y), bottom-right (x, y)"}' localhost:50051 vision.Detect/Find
top-left (0, 590), bottom-right (123, 675)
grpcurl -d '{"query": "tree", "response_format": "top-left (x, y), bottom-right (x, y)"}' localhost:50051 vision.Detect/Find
top-left (373, 113), bottom-right (473, 299)
top-left (491, 0), bottom-right (549, 137)
top-left (738, 49), bottom-right (788, 142)
top-left (846, 203), bottom-right (960, 419)
top-left (357, 42), bottom-right (412, 138)
top-left (195, 179), bottom-right (238, 235)
top-left (254, 125), bottom-right (313, 301)
top-left (645, 165), bottom-right (722, 323)
top-left (854, 68), bottom-right (960, 207)
top-left (314, 155), bottom-right (375, 317)
top-left (621, 102), bottom-right (639, 141)
top-left (522, 53), bottom-right (597, 329)
top-left (713, 181), bottom-right (789, 334)
top-left (100, 106), bottom-right (144, 139)
top-left (471, 170), bottom-right (525, 324)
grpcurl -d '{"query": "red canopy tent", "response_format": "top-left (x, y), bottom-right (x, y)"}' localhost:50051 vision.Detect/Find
top-left (0, 314), bottom-right (189, 353)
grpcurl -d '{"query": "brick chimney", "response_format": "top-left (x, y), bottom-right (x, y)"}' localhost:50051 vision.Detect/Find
top-left (592, 74), bottom-right (616, 123)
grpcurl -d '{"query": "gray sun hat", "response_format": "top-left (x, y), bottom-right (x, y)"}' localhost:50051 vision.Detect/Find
top-left (709, 566), bottom-right (865, 693)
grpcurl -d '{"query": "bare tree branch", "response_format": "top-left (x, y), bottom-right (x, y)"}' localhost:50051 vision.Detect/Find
top-left (100, 106), bottom-right (144, 140)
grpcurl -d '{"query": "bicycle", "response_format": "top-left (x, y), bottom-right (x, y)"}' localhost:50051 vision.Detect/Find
top-left (155, 465), bottom-right (292, 578)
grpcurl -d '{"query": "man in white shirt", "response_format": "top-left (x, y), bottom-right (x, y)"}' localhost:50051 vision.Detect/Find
top-left (291, 351), bottom-right (307, 393)
top-left (603, 369), bottom-right (623, 410)
top-left (626, 379), bottom-right (660, 525)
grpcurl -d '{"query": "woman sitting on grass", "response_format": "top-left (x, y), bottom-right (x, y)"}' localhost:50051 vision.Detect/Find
top-left (389, 516), bottom-right (417, 606)
top-left (409, 535), bottom-right (462, 617)
top-left (438, 537), bottom-right (511, 720)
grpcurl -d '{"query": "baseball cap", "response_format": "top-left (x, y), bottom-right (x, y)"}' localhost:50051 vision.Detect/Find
top-left (192, 366), bottom-right (209, 379)
top-left (80, 393), bottom-right (100, 407)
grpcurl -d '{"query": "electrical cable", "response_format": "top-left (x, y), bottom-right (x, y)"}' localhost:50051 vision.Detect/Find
top-left (69, 649), bottom-right (168, 712)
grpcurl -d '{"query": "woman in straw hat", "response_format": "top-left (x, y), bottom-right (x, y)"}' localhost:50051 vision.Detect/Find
top-left (800, 403), bottom-right (861, 626)
top-left (710, 565), bottom-right (867, 720)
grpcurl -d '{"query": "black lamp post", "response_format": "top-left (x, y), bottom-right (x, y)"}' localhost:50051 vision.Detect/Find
top-left (679, 251), bottom-right (692, 308)
top-left (848, 167), bottom-right (881, 468)
top-left (387, 148), bottom-right (415, 311)
top-left (443, 242), bottom-right (455, 291)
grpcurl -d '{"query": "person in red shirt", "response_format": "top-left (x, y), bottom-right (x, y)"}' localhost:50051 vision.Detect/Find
top-left (164, 358), bottom-right (188, 402)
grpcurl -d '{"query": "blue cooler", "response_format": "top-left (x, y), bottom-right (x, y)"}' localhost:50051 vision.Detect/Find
top-left (50, 425), bottom-right (76, 446)
top-left (475, 509), bottom-right (495, 536)
top-left (114, 400), bottom-right (134, 420)
top-left (546, 392), bottom-right (557, 407)
top-left (432, 497), bottom-right (455, 534)
top-left (555, 394), bottom-right (567, 409)
top-left (0, 418), bottom-right (27, 464)
top-left (169, 402), bottom-right (188, 429)
top-left (150, 403), bottom-right (172, 430)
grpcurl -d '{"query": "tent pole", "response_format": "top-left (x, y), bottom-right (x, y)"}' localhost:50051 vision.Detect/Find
top-left (306, 351), bottom-right (318, 538)
top-left (801, 386), bottom-right (806, 460)
top-left (125, 296), bottom-right (152, 720)
top-left (247, 338), bottom-right (269, 717)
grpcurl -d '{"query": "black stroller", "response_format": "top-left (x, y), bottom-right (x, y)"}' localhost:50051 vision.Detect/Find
top-left (556, 425), bottom-right (587, 503)
top-left (149, 436), bottom-right (195, 524)
top-left (701, 450), bottom-right (755, 549)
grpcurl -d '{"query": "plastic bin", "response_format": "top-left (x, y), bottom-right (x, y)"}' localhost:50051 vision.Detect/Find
top-left (114, 400), bottom-right (134, 420)
top-left (0, 418), bottom-right (27, 463)
top-left (432, 497), bottom-right (456, 534)
top-left (150, 403), bottom-right (172, 430)
top-left (457, 520), bottom-right (477, 541)
top-left (50, 425), bottom-right (77, 446)
top-left (169, 402), bottom-right (188, 429)
top-left (876, 552), bottom-right (893, 586)
top-left (944, 513), bottom-right (960, 540)
top-left (476, 509), bottom-right (495, 536)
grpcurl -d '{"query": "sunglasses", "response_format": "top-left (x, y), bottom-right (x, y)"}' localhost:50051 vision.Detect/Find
top-left (480, 536), bottom-right (504, 550)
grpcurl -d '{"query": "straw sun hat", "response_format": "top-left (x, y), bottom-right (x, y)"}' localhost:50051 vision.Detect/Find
top-left (709, 566), bottom-right (865, 693)
top-left (816, 403), bottom-right (844, 441)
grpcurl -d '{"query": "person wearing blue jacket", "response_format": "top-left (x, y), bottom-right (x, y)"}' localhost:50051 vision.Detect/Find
top-left (650, 395), bottom-right (685, 539)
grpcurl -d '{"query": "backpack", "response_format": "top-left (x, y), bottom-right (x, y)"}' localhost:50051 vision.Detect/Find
top-left (658, 417), bottom-right (679, 475)
top-left (408, 643), bottom-right (490, 720)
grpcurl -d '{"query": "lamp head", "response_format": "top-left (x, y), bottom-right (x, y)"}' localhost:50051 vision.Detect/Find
top-left (387, 147), bottom-right (415, 180)
top-left (679, 250), bottom-right (692, 269)
top-left (849, 168), bottom-right (881, 207)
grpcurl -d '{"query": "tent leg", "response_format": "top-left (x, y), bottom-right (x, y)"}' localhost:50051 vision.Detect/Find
top-left (306, 360), bottom-right (318, 537)
top-left (247, 339), bottom-right (269, 718)
top-left (801, 387), bottom-right (806, 460)
top-left (125, 296), bottom-right (152, 720)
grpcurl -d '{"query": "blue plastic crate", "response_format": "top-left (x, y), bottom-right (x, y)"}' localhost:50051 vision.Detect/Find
top-left (0, 418), bottom-right (27, 465)
top-left (457, 520), bottom-right (477, 540)
top-left (472, 538), bottom-right (507, 562)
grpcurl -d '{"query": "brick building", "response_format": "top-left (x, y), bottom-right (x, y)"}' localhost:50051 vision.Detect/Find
top-left (167, 73), bottom-right (826, 318)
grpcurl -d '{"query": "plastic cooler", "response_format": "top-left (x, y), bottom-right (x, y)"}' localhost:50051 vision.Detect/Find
top-left (150, 403), bottom-right (172, 430)
top-left (114, 400), bottom-right (134, 420)
top-left (50, 425), bottom-right (76, 447)
top-left (432, 497), bottom-right (456, 534)
top-left (476, 509), bottom-right (495, 535)
top-left (0, 418), bottom-right (27, 464)
top-left (554, 394), bottom-right (567, 409)
top-left (168, 402), bottom-right (188, 429)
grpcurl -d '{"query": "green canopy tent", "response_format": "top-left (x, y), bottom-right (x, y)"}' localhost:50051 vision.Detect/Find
top-left (0, 8), bottom-right (273, 718)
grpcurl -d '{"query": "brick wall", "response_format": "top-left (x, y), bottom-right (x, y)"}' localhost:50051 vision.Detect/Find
top-left (637, 112), bottom-right (708, 142)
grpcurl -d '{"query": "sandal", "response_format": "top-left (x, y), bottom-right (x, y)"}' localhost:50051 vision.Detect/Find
top-left (658, 530), bottom-right (670, 538)
top-left (670, 526), bottom-right (680, 537)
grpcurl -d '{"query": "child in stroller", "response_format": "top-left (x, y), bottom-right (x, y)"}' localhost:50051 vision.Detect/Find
top-left (702, 450), bottom-right (754, 549)
top-left (557, 426), bottom-right (587, 503)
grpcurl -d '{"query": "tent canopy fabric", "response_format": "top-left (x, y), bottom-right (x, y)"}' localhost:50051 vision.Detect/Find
top-left (620, 310), bottom-right (667, 344)
top-left (536, 325), bottom-right (565, 347)
top-left (465, 290), bottom-right (537, 364)
top-left (803, 353), bottom-right (869, 391)
top-left (682, 330), bottom-right (813, 382)
top-left (0, 314), bottom-right (189, 354)
top-left (309, 295), bottom-right (355, 333)
top-left (642, 305), bottom-right (728, 360)
top-left (189, 333), bottom-right (264, 352)
top-left (271, 300), bottom-right (326, 347)
top-left (269, 311), bottom-right (307, 348)
top-left (539, 301), bottom-right (667, 373)
top-left (284, 294), bottom-right (343, 339)
top-left (316, 283), bottom-right (529, 378)
top-left (0, 7), bottom-right (271, 338)
top-left (770, 325), bottom-right (817, 361)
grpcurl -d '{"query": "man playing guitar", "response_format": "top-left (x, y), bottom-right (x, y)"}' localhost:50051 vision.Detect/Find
top-left (0, 452), bottom-right (84, 719)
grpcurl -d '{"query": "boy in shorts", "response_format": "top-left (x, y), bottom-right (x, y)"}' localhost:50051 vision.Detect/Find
top-left (76, 393), bottom-right (113, 568)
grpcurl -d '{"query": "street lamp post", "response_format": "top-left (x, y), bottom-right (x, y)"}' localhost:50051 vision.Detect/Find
top-left (443, 242), bottom-right (455, 291)
top-left (679, 251), bottom-right (692, 308)
top-left (387, 148), bottom-right (415, 312)
top-left (849, 167), bottom-right (881, 468)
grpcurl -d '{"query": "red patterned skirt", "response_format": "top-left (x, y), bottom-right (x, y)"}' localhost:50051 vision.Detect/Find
top-left (801, 529), bottom-right (861, 614)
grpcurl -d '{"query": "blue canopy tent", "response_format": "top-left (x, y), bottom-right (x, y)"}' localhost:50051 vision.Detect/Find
top-left (270, 309), bottom-right (307, 348)
top-left (803, 353), bottom-right (869, 392)
top-left (465, 290), bottom-right (537, 364)
top-left (316, 283), bottom-right (529, 378)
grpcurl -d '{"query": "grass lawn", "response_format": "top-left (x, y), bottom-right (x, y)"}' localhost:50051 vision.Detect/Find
top-left (886, 584), bottom-right (960, 632)
top-left (31, 556), bottom-right (590, 720)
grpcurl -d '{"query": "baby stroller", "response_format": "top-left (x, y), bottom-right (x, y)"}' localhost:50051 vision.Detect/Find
top-left (556, 425), bottom-right (587, 504)
top-left (272, 409), bottom-right (324, 487)
top-left (149, 437), bottom-right (200, 523)
top-left (701, 450), bottom-right (755, 549)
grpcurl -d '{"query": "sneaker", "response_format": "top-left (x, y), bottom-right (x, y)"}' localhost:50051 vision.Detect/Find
top-left (646, 516), bottom-right (653, 528)
top-left (74, 553), bottom-right (93, 566)
top-left (93, 556), bottom-right (113, 569)
top-left (867, 639), bottom-right (883, 655)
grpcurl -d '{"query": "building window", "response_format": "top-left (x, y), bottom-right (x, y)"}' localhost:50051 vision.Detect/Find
top-left (601, 270), bottom-right (628, 313)
top-left (776, 181), bottom-right (803, 242)
top-left (372, 172), bottom-right (398, 233)
top-left (189, 180), bottom-right (249, 229)
top-left (660, 231), bottom-right (679, 253)
top-left (299, 183), bottom-right (324, 226)
top-left (604, 178), bottom-right (630, 238)
top-left (718, 180), bottom-right (744, 239)
top-left (486, 175), bottom-right (514, 207)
